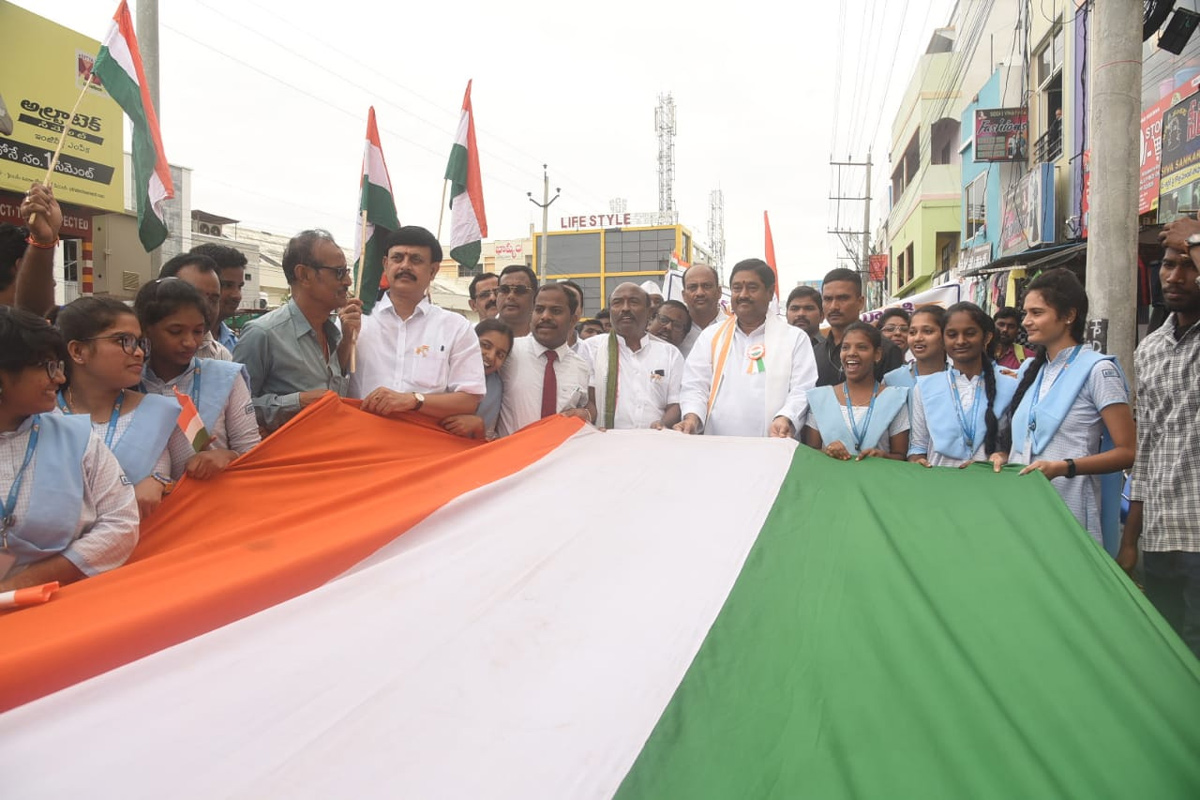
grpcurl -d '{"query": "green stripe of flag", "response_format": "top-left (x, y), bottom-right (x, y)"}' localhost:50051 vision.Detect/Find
top-left (616, 447), bottom-right (1200, 799)
top-left (444, 142), bottom-right (468, 200)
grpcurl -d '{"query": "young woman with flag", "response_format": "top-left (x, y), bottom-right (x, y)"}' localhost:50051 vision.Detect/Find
top-left (135, 278), bottom-right (260, 480)
top-left (1006, 268), bottom-right (1136, 547)
top-left (56, 297), bottom-right (184, 518)
top-left (0, 306), bottom-right (138, 592)
top-left (908, 302), bottom-right (1019, 470)
top-left (803, 323), bottom-right (909, 460)
top-left (882, 305), bottom-right (948, 390)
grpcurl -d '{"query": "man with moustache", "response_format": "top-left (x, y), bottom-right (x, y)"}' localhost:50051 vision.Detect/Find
top-left (819, 268), bottom-right (904, 385)
top-left (350, 226), bottom-right (484, 420)
top-left (497, 283), bottom-right (592, 435)
top-left (648, 299), bottom-right (692, 350)
top-left (586, 282), bottom-right (683, 430)
top-left (785, 285), bottom-right (839, 386)
top-left (234, 229), bottom-right (362, 432)
top-left (468, 272), bottom-right (500, 320)
top-left (191, 242), bottom-right (248, 350)
top-left (991, 307), bottom-right (1027, 369)
top-left (676, 259), bottom-right (817, 438)
top-left (497, 264), bottom-right (538, 337)
top-left (679, 263), bottom-right (728, 357)
top-left (1118, 239), bottom-right (1200, 657)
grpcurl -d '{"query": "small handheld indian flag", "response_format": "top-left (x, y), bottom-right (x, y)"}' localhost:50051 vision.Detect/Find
top-left (173, 388), bottom-right (212, 453)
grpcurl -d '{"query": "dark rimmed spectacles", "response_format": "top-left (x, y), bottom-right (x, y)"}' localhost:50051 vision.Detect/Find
top-left (83, 333), bottom-right (149, 356)
top-left (37, 359), bottom-right (65, 380)
top-left (653, 313), bottom-right (688, 332)
top-left (305, 263), bottom-right (352, 281)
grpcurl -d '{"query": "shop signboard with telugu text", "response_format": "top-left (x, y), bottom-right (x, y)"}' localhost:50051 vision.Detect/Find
top-left (1157, 92), bottom-right (1200, 223)
top-left (0, 2), bottom-right (124, 212)
top-left (974, 108), bottom-right (1029, 162)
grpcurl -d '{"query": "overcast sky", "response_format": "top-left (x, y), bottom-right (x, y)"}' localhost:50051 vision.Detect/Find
top-left (15, 0), bottom-right (954, 288)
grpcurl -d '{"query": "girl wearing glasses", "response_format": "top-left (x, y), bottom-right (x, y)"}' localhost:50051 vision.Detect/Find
top-left (135, 279), bottom-right (261, 480)
top-left (56, 297), bottom-right (184, 519)
top-left (0, 306), bottom-right (139, 593)
top-left (803, 323), bottom-right (910, 461)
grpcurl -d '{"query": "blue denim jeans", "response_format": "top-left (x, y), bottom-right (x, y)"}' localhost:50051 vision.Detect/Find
top-left (1143, 550), bottom-right (1200, 659)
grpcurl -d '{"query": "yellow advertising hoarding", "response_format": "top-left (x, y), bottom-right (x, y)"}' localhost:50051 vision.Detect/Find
top-left (0, 2), bottom-right (124, 212)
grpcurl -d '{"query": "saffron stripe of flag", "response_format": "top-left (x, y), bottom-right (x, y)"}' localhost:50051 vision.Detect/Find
top-left (444, 80), bottom-right (487, 269)
top-left (91, 1), bottom-right (174, 252)
top-left (172, 388), bottom-right (211, 453)
top-left (353, 107), bottom-right (400, 314)
top-left (763, 210), bottom-right (779, 299)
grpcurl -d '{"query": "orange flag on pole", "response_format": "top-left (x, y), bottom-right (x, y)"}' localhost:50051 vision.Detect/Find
top-left (763, 211), bottom-right (779, 299)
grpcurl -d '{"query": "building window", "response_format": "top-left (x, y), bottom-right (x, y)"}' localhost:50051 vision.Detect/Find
top-left (1034, 22), bottom-right (1064, 163)
top-left (931, 118), bottom-right (961, 166)
top-left (62, 238), bottom-right (80, 283)
top-left (965, 173), bottom-right (987, 240)
top-left (905, 243), bottom-right (915, 285)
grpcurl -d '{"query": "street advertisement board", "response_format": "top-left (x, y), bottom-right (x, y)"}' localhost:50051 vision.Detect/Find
top-left (1158, 91), bottom-right (1200, 222)
top-left (1000, 163), bottom-right (1055, 256)
top-left (0, 2), bottom-right (124, 212)
top-left (974, 108), bottom-right (1029, 162)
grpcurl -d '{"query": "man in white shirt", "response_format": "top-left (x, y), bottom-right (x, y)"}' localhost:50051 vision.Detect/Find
top-left (676, 259), bottom-right (817, 438)
top-left (679, 263), bottom-right (728, 357)
top-left (586, 282), bottom-right (683, 430)
top-left (498, 283), bottom-right (592, 435)
top-left (350, 226), bottom-right (485, 420)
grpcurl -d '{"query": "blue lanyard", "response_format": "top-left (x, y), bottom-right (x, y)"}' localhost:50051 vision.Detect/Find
top-left (948, 370), bottom-right (984, 450)
top-left (1, 418), bottom-right (40, 545)
top-left (1028, 344), bottom-right (1082, 433)
top-left (57, 389), bottom-right (125, 448)
top-left (843, 381), bottom-right (880, 451)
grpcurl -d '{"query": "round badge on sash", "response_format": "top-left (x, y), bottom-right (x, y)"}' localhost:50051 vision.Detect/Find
top-left (746, 343), bottom-right (766, 374)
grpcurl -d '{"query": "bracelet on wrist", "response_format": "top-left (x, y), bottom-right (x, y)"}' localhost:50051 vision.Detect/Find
top-left (25, 235), bottom-right (59, 250)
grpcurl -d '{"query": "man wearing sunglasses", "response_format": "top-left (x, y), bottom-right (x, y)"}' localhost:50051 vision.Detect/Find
top-left (497, 264), bottom-right (538, 338)
top-left (233, 229), bottom-right (362, 432)
top-left (350, 226), bottom-right (484, 421)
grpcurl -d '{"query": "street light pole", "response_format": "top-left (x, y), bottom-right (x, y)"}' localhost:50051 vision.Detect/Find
top-left (528, 164), bottom-right (561, 280)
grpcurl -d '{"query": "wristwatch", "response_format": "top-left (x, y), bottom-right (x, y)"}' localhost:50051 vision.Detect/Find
top-left (1186, 232), bottom-right (1200, 249)
top-left (150, 472), bottom-right (176, 494)
top-left (1064, 458), bottom-right (1077, 479)
top-left (412, 392), bottom-right (426, 411)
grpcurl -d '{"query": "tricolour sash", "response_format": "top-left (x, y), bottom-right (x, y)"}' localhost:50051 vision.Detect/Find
top-left (807, 384), bottom-right (908, 456)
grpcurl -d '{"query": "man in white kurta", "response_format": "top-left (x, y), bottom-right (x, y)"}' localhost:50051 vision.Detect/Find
top-left (676, 259), bottom-right (817, 437)
top-left (587, 283), bottom-right (683, 430)
top-left (680, 263), bottom-right (729, 357)
top-left (349, 227), bottom-right (485, 420)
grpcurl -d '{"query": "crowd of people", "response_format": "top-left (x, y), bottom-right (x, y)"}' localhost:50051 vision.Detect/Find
top-left (1, 182), bottom-right (1197, 657)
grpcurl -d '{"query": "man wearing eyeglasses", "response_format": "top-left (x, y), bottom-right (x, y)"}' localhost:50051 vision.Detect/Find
top-left (349, 226), bottom-right (485, 421)
top-left (497, 264), bottom-right (538, 337)
top-left (468, 272), bottom-right (499, 320)
top-left (233, 229), bottom-right (362, 432)
top-left (648, 299), bottom-right (692, 350)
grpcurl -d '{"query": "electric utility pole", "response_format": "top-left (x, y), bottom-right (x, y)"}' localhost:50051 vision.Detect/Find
top-left (527, 164), bottom-right (560, 280)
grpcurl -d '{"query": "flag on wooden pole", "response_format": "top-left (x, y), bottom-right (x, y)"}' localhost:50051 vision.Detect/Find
top-left (91, 1), bottom-right (174, 252)
top-left (763, 211), bottom-right (779, 299)
top-left (444, 80), bottom-right (488, 269)
top-left (353, 107), bottom-right (401, 314)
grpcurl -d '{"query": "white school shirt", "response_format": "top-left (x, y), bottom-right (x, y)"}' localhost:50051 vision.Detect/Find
top-left (679, 319), bottom-right (817, 437)
top-left (588, 334), bottom-right (683, 429)
top-left (349, 296), bottom-right (486, 400)
top-left (498, 335), bottom-right (592, 436)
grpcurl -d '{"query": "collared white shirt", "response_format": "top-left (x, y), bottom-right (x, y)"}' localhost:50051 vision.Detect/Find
top-left (679, 319), bottom-right (816, 437)
top-left (498, 335), bottom-right (592, 436)
top-left (680, 309), bottom-right (729, 357)
top-left (197, 332), bottom-right (233, 361)
top-left (349, 296), bottom-right (486, 400)
top-left (588, 333), bottom-right (683, 429)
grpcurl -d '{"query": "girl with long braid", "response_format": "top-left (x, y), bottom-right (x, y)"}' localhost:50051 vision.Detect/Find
top-left (908, 302), bottom-right (1018, 469)
top-left (1006, 268), bottom-right (1135, 547)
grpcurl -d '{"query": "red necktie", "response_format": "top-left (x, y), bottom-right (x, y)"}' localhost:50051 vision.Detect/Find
top-left (541, 349), bottom-right (558, 418)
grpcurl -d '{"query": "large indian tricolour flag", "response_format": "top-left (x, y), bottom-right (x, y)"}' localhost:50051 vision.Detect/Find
top-left (91, 0), bottom-right (174, 252)
top-left (0, 395), bottom-right (1198, 797)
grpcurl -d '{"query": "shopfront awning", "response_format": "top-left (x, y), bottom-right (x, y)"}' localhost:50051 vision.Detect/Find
top-left (960, 242), bottom-right (1086, 277)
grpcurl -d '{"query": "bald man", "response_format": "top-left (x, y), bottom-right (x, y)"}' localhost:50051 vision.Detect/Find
top-left (679, 263), bottom-right (727, 357)
top-left (586, 282), bottom-right (683, 430)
